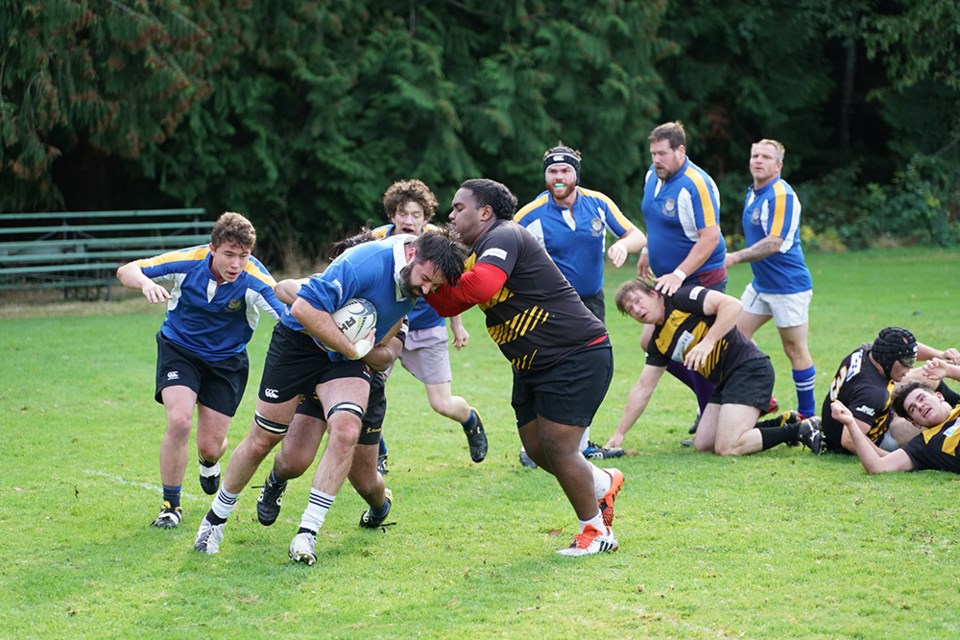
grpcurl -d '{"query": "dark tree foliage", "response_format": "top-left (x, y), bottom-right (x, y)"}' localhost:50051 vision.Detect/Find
top-left (1, 0), bottom-right (956, 253)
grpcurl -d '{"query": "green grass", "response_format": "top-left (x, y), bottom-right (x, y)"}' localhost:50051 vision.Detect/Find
top-left (1, 248), bottom-right (959, 639)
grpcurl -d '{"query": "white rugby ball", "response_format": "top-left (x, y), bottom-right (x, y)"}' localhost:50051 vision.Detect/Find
top-left (331, 298), bottom-right (377, 344)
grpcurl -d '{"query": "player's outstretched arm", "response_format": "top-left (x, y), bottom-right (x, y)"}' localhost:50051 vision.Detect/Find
top-left (117, 261), bottom-right (171, 304)
top-left (606, 364), bottom-right (666, 448)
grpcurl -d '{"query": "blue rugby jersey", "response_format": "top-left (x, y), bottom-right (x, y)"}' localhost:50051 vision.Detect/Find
top-left (137, 246), bottom-right (284, 361)
top-left (641, 158), bottom-right (726, 278)
top-left (515, 187), bottom-right (637, 298)
top-left (281, 235), bottom-right (418, 361)
top-left (741, 176), bottom-right (812, 294)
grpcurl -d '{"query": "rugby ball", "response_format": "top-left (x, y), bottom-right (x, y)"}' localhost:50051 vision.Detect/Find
top-left (331, 298), bottom-right (377, 344)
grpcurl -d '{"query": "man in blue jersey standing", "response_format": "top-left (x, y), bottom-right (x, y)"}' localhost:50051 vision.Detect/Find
top-left (192, 229), bottom-right (465, 564)
top-left (514, 145), bottom-right (647, 465)
top-left (614, 122), bottom-right (727, 443)
top-left (117, 212), bottom-right (286, 529)
top-left (725, 139), bottom-right (817, 420)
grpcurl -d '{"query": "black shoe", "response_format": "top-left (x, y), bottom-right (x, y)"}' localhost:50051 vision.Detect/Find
top-left (256, 474), bottom-right (287, 526)
top-left (377, 453), bottom-right (389, 475)
top-left (688, 414), bottom-right (701, 434)
top-left (359, 488), bottom-right (394, 529)
top-left (797, 416), bottom-right (823, 455)
top-left (464, 409), bottom-right (487, 463)
top-left (151, 501), bottom-right (182, 529)
top-left (198, 460), bottom-right (221, 495)
top-left (582, 441), bottom-right (625, 459)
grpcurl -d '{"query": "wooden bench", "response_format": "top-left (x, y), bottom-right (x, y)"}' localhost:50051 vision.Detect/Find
top-left (0, 208), bottom-right (212, 300)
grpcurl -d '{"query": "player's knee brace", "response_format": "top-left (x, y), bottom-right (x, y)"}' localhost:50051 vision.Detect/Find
top-left (326, 402), bottom-right (364, 421)
top-left (254, 412), bottom-right (289, 435)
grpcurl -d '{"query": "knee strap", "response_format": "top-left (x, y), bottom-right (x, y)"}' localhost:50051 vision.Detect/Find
top-left (254, 412), bottom-right (289, 435)
top-left (326, 401), bottom-right (364, 421)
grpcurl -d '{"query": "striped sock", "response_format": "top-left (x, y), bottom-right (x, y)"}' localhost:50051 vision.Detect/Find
top-left (793, 366), bottom-right (817, 418)
top-left (211, 486), bottom-right (239, 520)
top-left (299, 489), bottom-right (336, 533)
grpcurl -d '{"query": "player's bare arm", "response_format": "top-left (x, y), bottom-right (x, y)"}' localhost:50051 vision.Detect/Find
top-left (725, 234), bottom-right (784, 267)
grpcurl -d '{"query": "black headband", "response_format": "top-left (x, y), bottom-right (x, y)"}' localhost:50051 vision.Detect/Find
top-left (543, 151), bottom-right (581, 181)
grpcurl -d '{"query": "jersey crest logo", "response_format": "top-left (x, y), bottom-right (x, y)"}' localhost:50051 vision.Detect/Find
top-left (226, 299), bottom-right (242, 312)
top-left (661, 198), bottom-right (677, 217)
top-left (590, 217), bottom-right (604, 236)
top-left (750, 208), bottom-right (762, 225)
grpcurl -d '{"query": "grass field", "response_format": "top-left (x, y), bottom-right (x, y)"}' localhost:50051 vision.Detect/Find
top-left (1, 248), bottom-right (959, 639)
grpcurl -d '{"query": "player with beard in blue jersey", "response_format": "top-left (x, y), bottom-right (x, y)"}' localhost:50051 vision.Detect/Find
top-left (193, 229), bottom-right (465, 564)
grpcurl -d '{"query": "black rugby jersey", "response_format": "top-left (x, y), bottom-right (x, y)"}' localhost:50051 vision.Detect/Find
top-left (645, 285), bottom-right (765, 383)
top-left (470, 220), bottom-right (607, 371)
top-left (820, 344), bottom-right (894, 453)
top-left (902, 405), bottom-right (960, 473)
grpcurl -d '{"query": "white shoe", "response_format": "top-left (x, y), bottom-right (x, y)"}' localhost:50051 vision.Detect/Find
top-left (194, 517), bottom-right (226, 554)
top-left (556, 524), bottom-right (619, 557)
top-left (289, 531), bottom-right (317, 565)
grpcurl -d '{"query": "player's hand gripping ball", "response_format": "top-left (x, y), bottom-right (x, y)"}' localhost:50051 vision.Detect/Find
top-left (313, 298), bottom-right (378, 359)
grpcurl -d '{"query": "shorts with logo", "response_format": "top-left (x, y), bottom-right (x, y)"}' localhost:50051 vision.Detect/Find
top-left (511, 340), bottom-right (613, 428)
top-left (155, 333), bottom-right (249, 417)
top-left (740, 282), bottom-right (811, 328)
top-left (708, 356), bottom-right (774, 411)
top-left (399, 325), bottom-right (451, 385)
top-left (295, 370), bottom-right (387, 445)
top-left (258, 322), bottom-right (370, 404)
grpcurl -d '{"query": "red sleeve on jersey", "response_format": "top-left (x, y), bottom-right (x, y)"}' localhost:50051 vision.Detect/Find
top-left (425, 262), bottom-right (508, 317)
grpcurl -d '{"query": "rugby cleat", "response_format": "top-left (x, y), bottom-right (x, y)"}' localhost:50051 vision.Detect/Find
top-left (288, 531), bottom-right (317, 566)
top-left (598, 468), bottom-right (624, 528)
top-left (194, 517), bottom-right (226, 554)
top-left (359, 488), bottom-right (394, 529)
top-left (556, 524), bottom-right (619, 557)
top-left (583, 441), bottom-right (625, 460)
top-left (198, 460), bottom-right (221, 495)
top-left (519, 447), bottom-right (538, 469)
top-left (798, 416), bottom-right (824, 455)
top-left (463, 409), bottom-right (488, 463)
top-left (377, 453), bottom-right (389, 475)
top-left (151, 501), bottom-right (182, 529)
top-left (256, 474), bottom-right (287, 526)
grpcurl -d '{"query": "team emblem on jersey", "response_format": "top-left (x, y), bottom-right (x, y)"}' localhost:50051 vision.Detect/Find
top-left (661, 198), bottom-right (677, 217)
top-left (750, 208), bottom-right (762, 225)
top-left (226, 299), bottom-right (242, 312)
top-left (590, 217), bottom-right (604, 236)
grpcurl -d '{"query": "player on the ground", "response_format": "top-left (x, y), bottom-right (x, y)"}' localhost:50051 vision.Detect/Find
top-left (116, 212), bottom-right (284, 529)
top-left (427, 178), bottom-right (623, 557)
top-left (819, 327), bottom-right (959, 455)
top-left (832, 357), bottom-right (960, 474)
top-left (605, 278), bottom-right (821, 456)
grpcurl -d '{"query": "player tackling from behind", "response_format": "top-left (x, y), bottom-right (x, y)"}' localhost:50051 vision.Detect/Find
top-left (193, 229), bottom-right (465, 565)
top-left (116, 211), bottom-right (285, 530)
top-left (426, 178), bottom-right (623, 557)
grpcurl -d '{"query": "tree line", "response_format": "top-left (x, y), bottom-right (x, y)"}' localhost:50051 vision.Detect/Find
top-left (2, 0), bottom-right (958, 264)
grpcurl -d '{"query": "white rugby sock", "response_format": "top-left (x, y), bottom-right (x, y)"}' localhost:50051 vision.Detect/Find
top-left (591, 465), bottom-right (612, 498)
top-left (299, 489), bottom-right (336, 533)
